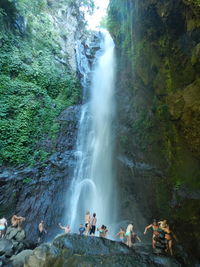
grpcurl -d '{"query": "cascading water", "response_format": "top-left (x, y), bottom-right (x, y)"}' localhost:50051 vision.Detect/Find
top-left (66, 31), bottom-right (116, 233)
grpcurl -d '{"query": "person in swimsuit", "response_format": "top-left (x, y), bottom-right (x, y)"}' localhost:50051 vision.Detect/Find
top-left (85, 211), bottom-right (90, 236)
top-left (144, 219), bottom-right (159, 249)
top-left (11, 215), bottom-right (25, 230)
top-left (125, 223), bottom-right (134, 247)
top-left (158, 219), bottom-right (168, 230)
top-left (97, 225), bottom-right (108, 238)
top-left (89, 213), bottom-right (97, 236)
top-left (79, 224), bottom-right (85, 235)
top-left (103, 226), bottom-right (108, 238)
top-left (116, 227), bottom-right (125, 243)
top-left (132, 227), bottom-right (141, 244)
top-left (161, 223), bottom-right (178, 256)
top-left (0, 217), bottom-right (7, 238)
top-left (38, 221), bottom-right (47, 243)
top-left (59, 223), bottom-right (71, 234)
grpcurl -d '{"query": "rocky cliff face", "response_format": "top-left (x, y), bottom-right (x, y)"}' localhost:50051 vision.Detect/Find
top-left (108, 0), bottom-right (200, 259)
top-left (0, 105), bottom-right (80, 241)
top-left (0, 0), bottom-right (101, 242)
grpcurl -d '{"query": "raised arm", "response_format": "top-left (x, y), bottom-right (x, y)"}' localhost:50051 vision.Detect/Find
top-left (144, 224), bottom-right (152, 234)
top-left (15, 215), bottom-right (25, 221)
top-left (115, 231), bottom-right (120, 236)
top-left (59, 223), bottom-right (65, 230)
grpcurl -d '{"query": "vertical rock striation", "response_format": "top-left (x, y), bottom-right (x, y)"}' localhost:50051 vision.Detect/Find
top-left (0, 0), bottom-right (101, 242)
top-left (108, 0), bottom-right (200, 259)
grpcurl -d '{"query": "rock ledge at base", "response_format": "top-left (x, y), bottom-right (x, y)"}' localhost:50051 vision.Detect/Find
top-left (24, 234), bottom-right (184, 267)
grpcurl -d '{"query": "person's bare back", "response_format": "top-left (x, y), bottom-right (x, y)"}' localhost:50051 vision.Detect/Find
top-left (11, 215), bottom-right (25, 230)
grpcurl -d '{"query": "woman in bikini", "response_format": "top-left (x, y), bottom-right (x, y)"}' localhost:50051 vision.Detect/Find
top-left (160, 222), bottom-right (178, 256)
top-left (125, 223), bottom-right (134, 247)
top-left (144, 219), bottom-right (159, 249)
top-left (116, 227), bottom-right (125, 243)
top-left (97, 225), bottom-right (108, 238)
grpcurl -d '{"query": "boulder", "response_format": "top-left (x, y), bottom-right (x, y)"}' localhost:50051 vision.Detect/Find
top-left (5, 227), bottom-right (26, 242)
top-left (24, 234), bottom-right (183, 267)
top-left (11, 250), bottom-right (33, 267)
top-left (24, 244), bottom-right (58, 267)
top-left (0, 239), bottom-right (13, 257)
top-left (53, 233), bottom-right (130, 255)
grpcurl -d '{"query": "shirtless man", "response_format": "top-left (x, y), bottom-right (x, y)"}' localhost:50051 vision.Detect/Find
top-left (59, 223), bottom-right (71, 234)
top-left (0, 217), bottom-right (7, 238)
top-left (38, 221), bottom-right (47, 243)
top-left (11, 215), bottom-right (25, 230)
top-left (89, 213), bottom-right (97, 236)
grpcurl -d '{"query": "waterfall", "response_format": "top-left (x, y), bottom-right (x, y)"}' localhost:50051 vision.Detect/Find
top-left (66, 31), bottom-right (116, 233)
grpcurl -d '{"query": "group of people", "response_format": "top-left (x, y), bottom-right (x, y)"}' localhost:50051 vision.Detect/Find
top-left (57, 213), bottom-right (177, 256)
top-left (0, 214), bottom-right (177, 256)
top-left (0, 215), bottom-right (46, 244)
top-left (116, 224), bottom-right (141, 247)
top-left (57, 211), bottom-right (109, 239)
top-left (57, 211), bottom-right (141, 249)
top-left (0, 215), bottom-right (25, 238)
top-left (144, 219), bottom-right (178, 256)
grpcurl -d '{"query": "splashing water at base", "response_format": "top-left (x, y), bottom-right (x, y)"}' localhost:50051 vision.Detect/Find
top-left (66, 31), bottom-right (116, 235)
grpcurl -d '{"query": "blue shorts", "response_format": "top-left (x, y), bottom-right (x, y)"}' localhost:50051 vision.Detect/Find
top-left (0, 225), bottom-right (5, 231)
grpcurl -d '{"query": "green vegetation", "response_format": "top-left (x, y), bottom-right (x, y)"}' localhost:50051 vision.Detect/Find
top-left (108, 0), bottom-right (200, 257)
top-left (22, 177), bottom-right (32, 184)
top-left (99, 15), bottom-right (108, 29)
top-left (0, 0), bottom-right (81, 166)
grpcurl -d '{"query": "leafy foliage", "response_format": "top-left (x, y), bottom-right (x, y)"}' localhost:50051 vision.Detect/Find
top-left (0, 1), bottom-right (81, 166)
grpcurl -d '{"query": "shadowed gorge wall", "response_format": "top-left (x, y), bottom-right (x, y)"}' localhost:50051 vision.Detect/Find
top-left (108, 0), bottom-right (200, 258)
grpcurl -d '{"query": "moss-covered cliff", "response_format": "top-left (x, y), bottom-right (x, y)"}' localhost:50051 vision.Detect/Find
top-left (108, 0), bottom-right (200, 258)
top-left (0, 0), bottom-right (85, 166)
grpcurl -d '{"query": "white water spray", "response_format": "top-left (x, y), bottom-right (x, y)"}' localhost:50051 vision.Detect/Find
top-left (66, 31), bottom-right (116, 233)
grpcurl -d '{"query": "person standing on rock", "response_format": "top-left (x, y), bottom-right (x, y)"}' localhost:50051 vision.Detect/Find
top-left (89, 213), bottom-right (97, 236)
top-left (85, 211), bottom-right (91, 235)
top-left (158, 219), bottom-right (168, 230)
top-left (59, 223), bottom-right (71, 234)
top-left (116, 227), bottom-right (125, 243)
top-left (144, 219), bottom-right (159, 249)
top-left (79, 224), bottom-right (85, 235)
top-left (0, 217), bottom-right (7, 238)
top-left (158, 221), bottom-right (178, 256)
top-left (97, 225), bottom-right (108, 238)
top-left (132, 226), bottom-right (141, 244)
top-left (11, 215), bottom-right (25, 230)
top-left (38, 221), bottom-right (47, 243)
top-left (125, 223), bottom-right (134, 247)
